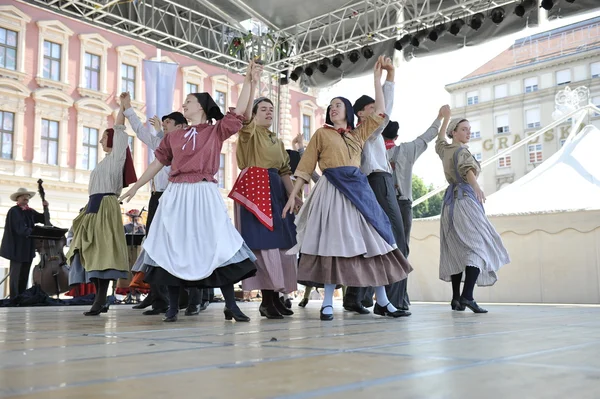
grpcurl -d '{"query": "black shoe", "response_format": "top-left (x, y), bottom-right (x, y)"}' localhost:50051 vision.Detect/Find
top-left (199, 301), bottom-right (209, 311)
top-left (274, 296), bottom-right (294, 316)
top-left (143, 308), bottom-right (167, 315)
top-left (162, 314), bottom-right (178, 322)
top-left (451, 299), bottom-right (466, 311)
top-left (459, 297), bottom-right (488, 313)
top-left (373, 303), bottom-right (411, 318)
top-left (284, 298), bottom-right (292, 309)
top-left (185, 304), bottom-right (202, 316)
top-left (298, 298), bottom-right (309, 308)
top-left (132, 296), bottom-right (153, 309)
top-left (344, 303), bottom-right (370, 315)
top-left (259, 304), bottom-right (284, 319)
top-left (84, 304), bottom-right (109, 316)
top-left (362, 299), bottom-right (374, 308)
top-left (320, 305), bottom-right (334, 321)
top-left (224, 307), bottom-right (250, 322)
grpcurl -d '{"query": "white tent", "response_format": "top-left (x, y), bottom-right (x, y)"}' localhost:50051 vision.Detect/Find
top-left (407, 125), bottom-right (600, 304)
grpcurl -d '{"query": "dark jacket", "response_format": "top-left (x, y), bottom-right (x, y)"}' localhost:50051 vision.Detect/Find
top-left (0, 205), bottom-right (45, 262)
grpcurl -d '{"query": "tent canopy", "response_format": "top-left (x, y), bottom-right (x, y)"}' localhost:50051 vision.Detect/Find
top-left (26, 0), bottom-right (599, 85)
top-left (485, 125), bottom-right (600, 216)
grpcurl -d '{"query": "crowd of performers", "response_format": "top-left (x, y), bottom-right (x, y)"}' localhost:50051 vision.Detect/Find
top-left (0, 57), bottom-right (510, 320)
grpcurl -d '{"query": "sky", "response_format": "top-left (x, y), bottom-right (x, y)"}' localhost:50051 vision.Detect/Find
top-left (317, 9), bottom-right (600, 188)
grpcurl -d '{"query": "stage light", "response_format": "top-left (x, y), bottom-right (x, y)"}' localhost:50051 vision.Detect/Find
top-left (410, 30), bottom-right (428, 48)
top-left (449, 18), bottom-right (465, 36)
top-left (318, 58), bottom-right (330, 74)
top-left (469, 13), bottom-right (485, 31)
top-left (395, 34), bottom-right (412, 50)
top-left (349, 49), bottom-right (360, 63)
top-left (332, 54), bottom-right (344, 68)
top-left (491, 7), bottom-right (506, 25)
top-left (541, 0), bottom-right (554, 10)
top-left (565, 0), bottom-right (575, 2)
top-left (279, 70), bottom-right (289, 85)
top-left (394, 40), bottom-right (403, 51)
top-left (304, 64), bottom-right (314, 76)
top-left (290, 68), bottom-right (301, 82)
top-left (515, 0), bottom-right (535, 17)
top-left (362, 45), bottom-right (374, 59)
top-left (428, 23), bottom-right (446, 42)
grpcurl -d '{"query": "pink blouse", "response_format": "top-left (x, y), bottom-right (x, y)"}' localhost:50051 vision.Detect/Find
top-left (155, 111), bottom-right (245, 184)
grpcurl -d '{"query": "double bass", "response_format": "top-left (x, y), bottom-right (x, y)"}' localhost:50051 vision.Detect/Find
top-left (31, 179), bottom-right (70, 296)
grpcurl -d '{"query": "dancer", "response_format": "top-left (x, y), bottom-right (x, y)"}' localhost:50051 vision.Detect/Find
top-left (229, 62), bottom-right (300, 319)
top-left (436, 106), bottom-right (510, 313)
top-left (282, 60), bottom-right (412, 321)
top-left (344, 56), bottom-right (410, 316)
top-left (123, 99), bottom-right (205, 317)
top-left (0, 188), bottom-right (48, 299)
top-left (381, 107), bottom-right (445, 310)
top-left (120, 68), bottom-right (257, 323)
top-left (67, 99), bottom-right (137, 315)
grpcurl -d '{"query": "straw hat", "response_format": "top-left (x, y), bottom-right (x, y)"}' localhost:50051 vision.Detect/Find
top-left (10, 187), bottom-right (36, 202)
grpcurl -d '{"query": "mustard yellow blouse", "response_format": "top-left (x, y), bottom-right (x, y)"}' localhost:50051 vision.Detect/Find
top-left (435, 137), bottom-right (480, 184)
top-left (237, 118), bottom-right (291, 176)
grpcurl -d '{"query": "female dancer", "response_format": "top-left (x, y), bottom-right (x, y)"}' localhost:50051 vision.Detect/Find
top-left (282, 61), bottom-right (412, 321)
top-left (67, 99), bottom-right (137, 315)
top-left (436, 106), bottom-right (510, 313)
top-left (230, 64), bottom-right (300, 319)
top-left (120, 67), bottom-right (257, 323)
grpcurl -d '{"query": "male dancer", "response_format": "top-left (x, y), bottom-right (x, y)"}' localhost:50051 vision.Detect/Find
top-left (343, 56), bottom-right (410, 316)
top-left (122, 94), bottom-right (207, 316)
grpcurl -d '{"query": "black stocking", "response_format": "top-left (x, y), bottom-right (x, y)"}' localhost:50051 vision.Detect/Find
top-left (451, 272), bottom-right (462, 301)
top-left (461, 266), bottom-right (480, 301)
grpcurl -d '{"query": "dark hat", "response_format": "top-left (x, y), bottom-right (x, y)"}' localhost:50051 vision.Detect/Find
top-left (382, 121), bottom-right (399, 139)
top-left (325, 97), bottom-right (355, 130)
top-left (162, 112), bottom-right (187, 126)
top-left (353, 95), bottom-right (375, 116)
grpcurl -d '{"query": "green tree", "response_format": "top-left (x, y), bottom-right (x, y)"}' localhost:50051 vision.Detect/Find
top-left (412, 175), bottom-right (444, 218)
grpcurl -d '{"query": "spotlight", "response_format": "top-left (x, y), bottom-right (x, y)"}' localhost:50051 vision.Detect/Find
top-left (394, 40), bottom-right (403, 51)
top-left (361, 45), bottom-right (374, 59)
top-left (515, 0), bottom-right (535, 17)
top-left (410, 30), bottom-right (428, 48)
top-left (318, 58), bottom-right (330, 74)
top-left (428, 23), bottom-right (446, 42)
top-left (279, 70), bottom-right (289, 85)
top-left (348, 49), bottom-right (360, 63)
top-left (304, 64), bottom-right (314, 76)
top-left (332, 54), bottom-right (344, 68)
top-left (469, 13), bottom-right (485, 31)
top-left (490, 7), bottom-right (506, 25)
top-left (449, 18), bottom-right (465, 35)
top-left (541, 0), bottom-right (554, 10)
top-left (565, 0), bottom-right (575, 2)
top-left (290, 69), bottom-right (300, 82)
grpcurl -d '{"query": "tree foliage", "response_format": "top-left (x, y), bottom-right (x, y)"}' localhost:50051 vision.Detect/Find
top-left (412, 175), bottom-right (444, 218)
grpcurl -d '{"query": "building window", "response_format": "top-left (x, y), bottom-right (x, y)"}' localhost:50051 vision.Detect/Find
top-left (497, 155), bottom-right (511, 168)
top-left (82, 126), bottom-right (98, 170)
top-left (217, 153), bottom-right (225, 188)
top-left (494, 84), bottom-right (508, 99)
top-left (473, 153), bottom-right (482, 162)
top-left (556, 69), bottom-right (571, 86)
top-left (83, 52), bottom-right (100, 91)
top-left (592, 96), bottom-right (600, 117)
top-left (467, 91), bottom-right (479, 105)
top-left (591, 62), bottom-right (600, 79)
top-left (185, 82), bottom-right (198, 95)
top-left (524, 77), bottom-right (538, 93)
top-left (127, 135), bottom-right (134, 158)
top-left (0, 27), bottom-right (17, 71)
top-left (42, 40), bottom-right (61, 81)
top-left (0, 110), bottom-right (14, 159)
top-left (495, 114), bottom-right (509, 134)
top-left (528, 143), bottom-right (543, 164)
top-left (559, 139), bottom-right (566, 148)
top-left (41, 118), bottom-right (59, 165)
top-left (470, 120), bottom-right (481, 140)
top-left (302, 114), bottom-right (312, 141)
top-left (525, 108), bottom-right (541, 129)
top-left (121, 63), bottom-right (136, 99)
top-left (215, 90), bottom-right (226, 114)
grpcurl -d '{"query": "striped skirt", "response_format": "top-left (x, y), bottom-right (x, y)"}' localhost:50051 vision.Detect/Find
top-left (439, 195), bottom-right (510, 286)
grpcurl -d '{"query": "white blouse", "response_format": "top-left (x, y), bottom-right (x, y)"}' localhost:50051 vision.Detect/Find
top-left (88, 125), bottom-right (128, 196)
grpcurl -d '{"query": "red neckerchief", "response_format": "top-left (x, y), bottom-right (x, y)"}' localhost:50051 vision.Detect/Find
top-left (385, 139), bottom-right (395, 150)
top-left (323, 124), bottom-right (351, 135)
top-left (18, 204), bottom-right (30, 211)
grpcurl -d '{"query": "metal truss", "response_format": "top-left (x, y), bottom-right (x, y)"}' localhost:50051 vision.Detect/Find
top-left (24, 0), bottom-right (523, 74)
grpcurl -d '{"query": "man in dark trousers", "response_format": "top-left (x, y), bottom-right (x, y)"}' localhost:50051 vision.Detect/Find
top-left (0, 187), bottom-right (48, 299)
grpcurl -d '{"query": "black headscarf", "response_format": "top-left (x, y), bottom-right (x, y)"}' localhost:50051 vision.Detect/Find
top-left (325, 97), bottom-right (355, 130)
top-left (191, 93), bottom-right (224, 122)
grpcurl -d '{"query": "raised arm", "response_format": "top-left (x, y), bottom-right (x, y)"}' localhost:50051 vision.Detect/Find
top-left (373, 57), bottom-right (385, 116)
top-left (438, 105), bottom-right (451, 142)
top-left (381, 56), bottom-right (395, 116)
top-left (243, 61), bottom-right (260, 121)
top-left (122, 93), bottom-right (162, 150)
top-left (234, 62), bottom-right (259, 116)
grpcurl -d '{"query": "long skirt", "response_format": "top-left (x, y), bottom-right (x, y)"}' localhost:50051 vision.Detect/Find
top-left (291, 176), bottom-right (412, 287)
top-left (439, 195), bottom-right (510, 286)
top-left (141, 181), bottom-right (256, 288)
top-left (67, 194), bottom-right (128, 284)
top-left (236, 169), bottom-right (297, 293)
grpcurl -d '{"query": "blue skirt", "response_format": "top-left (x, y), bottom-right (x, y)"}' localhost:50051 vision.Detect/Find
top-left (239, 169), bottom-right (297, 250)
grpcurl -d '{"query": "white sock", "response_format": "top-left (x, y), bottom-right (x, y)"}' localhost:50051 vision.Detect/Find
top-left (375, 286), bottom-right (398, 312)
top-left (321, 284), bottom-right (335, 315)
